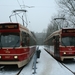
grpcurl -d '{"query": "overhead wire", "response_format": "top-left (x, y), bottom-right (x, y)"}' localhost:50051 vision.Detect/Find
top-left (22, 0), bottom-right (28, 27)
top-left (15, 0), bottom-right (28, 26)
top-left (17, 0), bottom-right (22, 9)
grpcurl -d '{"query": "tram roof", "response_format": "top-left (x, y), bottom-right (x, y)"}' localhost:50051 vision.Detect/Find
top-left (0, 22), bottom-right (36, 41)
top-left (45, 28), bottom-right (75, 42)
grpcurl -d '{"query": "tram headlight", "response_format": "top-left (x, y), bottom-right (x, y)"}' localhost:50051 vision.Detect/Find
top-left (63, 52), bottom-right (66, 54)
top-left (0, 56), bottom-right (1, 59)
top-left (14, 56), bottom-right (18, 59)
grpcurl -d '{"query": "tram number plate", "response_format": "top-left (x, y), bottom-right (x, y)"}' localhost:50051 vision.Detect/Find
top-left (68, 52), bottom-right (73, 54)
top-left (5, 56), bottom-right (10, 58)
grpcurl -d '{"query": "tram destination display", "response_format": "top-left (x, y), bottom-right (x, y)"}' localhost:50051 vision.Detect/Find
top-left (0, 23), bottom-right (18, 29)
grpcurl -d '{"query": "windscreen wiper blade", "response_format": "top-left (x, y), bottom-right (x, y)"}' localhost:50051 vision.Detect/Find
top-left (13, 39), bottom-right (20, 49)
top-left (0, 35), bottom-right (2, 49)
top-left (61, 41), bottom-right (66, 47)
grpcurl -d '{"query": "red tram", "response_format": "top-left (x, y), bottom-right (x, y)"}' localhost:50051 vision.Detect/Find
top-left (0, 22), bottom-right (36, 68)
top-left (44, 29), bottom-right (75, 61)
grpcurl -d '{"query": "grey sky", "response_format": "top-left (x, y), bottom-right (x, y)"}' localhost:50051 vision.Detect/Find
top-left (0, 0), bottom-right (58, 32)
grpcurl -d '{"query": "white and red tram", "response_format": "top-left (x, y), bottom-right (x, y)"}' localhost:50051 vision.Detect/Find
top-left (0, 22), bottom-right (36, 68)
top-left (44, 29), bottom-right (75, 61)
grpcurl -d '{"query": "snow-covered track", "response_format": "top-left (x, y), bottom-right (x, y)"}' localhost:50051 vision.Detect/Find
top-left (0, 65), bottom-right (23, 75)
top-left (45, 49), bottom-right (75, 75)
top-left (60, 62), bottom-right (75, 75)
top-left (16, 66), bottom-right (25, 75)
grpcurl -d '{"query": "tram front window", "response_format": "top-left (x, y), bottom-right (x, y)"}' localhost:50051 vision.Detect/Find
top-left (0, 33), bottom-right (20, 47)
top-left (61, 36), bottom-right (75, 46)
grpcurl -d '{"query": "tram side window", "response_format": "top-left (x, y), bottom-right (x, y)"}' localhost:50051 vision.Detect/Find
top-left (48, 37), bottom-right (54, 45)
top-left (21, 32), bottom-right (29, 47)
top-left (29, 35), bottom-right (36, 46)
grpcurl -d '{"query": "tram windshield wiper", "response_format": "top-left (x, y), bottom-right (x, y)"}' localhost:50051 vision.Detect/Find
top-left (13, 39), bottom-right (20, 49)
top-left (61, 40), bottom-right (66, 47)
top-left (0, 34), bottom-right (2, 49)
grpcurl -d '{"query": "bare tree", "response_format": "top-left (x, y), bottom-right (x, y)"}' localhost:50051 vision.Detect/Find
top-left (56, 0), bottom-right (75, 27)
top-left (46, 17), bottom-right (58, 38)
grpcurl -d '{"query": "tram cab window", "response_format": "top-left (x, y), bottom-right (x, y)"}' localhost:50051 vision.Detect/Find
top-left (61, 36), bottom-right (75, 46)
top-left (0, 33), bottom-right (20, 47)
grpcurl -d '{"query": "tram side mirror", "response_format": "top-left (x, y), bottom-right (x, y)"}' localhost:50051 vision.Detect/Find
top-left (56, 36), bottom-right (59, 43)
top-left (52, 36), bottom-right (56, 44)
top-left (21, 42), bottom-right (25, 46)
top-left (53, 36), bottom-right (55, 39)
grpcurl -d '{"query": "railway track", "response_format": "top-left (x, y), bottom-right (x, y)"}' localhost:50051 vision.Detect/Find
top-left (53, 56), bottom-right (75, 75)
top-left (16, 66), bottom-right (25, 75)
top-left (58, 61), bottom-right (75, 75)
top-left (0, 56), bottom-right (34, 75)
top-left (51, 55), bottom-right (75, 75)
top-left (45, 49), bottom-right (75, 75)
top-left (0, 65), bottom-right (25, 75)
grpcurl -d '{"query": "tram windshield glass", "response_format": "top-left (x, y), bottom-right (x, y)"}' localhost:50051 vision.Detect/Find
top-left (0, 33), bottom-right (20, 47)
top-left (61, 36), bottom-right (75, 46)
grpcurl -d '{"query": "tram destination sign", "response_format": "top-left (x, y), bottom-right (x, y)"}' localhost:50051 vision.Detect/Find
top-left (0, 24), bottom-right (18, 29)
top-left (62, 29), bottom-right (75, 33)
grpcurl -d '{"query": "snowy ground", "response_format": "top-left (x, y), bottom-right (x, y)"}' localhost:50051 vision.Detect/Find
top-left (63, 60), bottom-right (75, 72)
top-left (20, 46), bottom-right (73, 75)
top-left (0, 46), bottom-right (74, 75)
